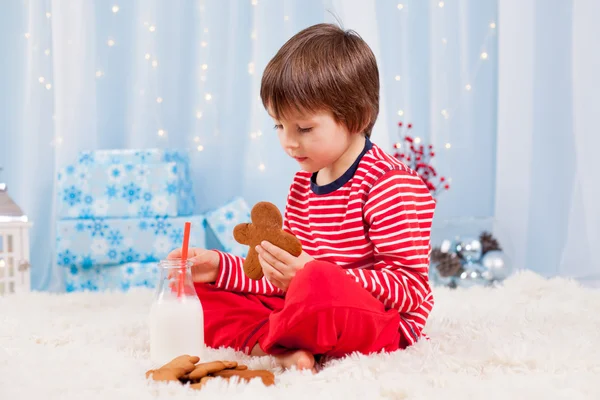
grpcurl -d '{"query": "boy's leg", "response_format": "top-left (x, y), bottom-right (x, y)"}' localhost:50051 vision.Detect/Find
top-left (258, 261), bottom-right (405, 358)
top-left (194, 282), bottom-right (284, 354)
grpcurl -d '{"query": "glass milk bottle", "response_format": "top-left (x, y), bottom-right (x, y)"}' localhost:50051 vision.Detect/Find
top-left (149, 259), bottom-right (205, 365)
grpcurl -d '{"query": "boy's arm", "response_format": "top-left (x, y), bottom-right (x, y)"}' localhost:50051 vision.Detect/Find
top-left (212, 251), bottom-right (285, 296)
top-left (344, 169), bottom-right (436, 315)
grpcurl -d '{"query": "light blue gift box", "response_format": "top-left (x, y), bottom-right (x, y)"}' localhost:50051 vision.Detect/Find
top-left (204, 197), bottom-right (251, 258)
top-left (57, 162), bottom-right (181, 219)
top-left (64, 261), bottom-right (160, 293)
top-left (56, 214), bottom-right (206, 268)
top-left (73, 148), bottom-right (196, 216)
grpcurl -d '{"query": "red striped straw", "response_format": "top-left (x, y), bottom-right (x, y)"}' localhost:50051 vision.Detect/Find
top-left (178, 222), bottom-right (191, 297)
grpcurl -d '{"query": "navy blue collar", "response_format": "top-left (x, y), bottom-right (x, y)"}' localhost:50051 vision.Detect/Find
top-left (311, 136), bottom-right (372, 195)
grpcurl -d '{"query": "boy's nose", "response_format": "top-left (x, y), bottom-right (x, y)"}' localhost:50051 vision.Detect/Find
top-left (281, 134), bottom-right (299, 149)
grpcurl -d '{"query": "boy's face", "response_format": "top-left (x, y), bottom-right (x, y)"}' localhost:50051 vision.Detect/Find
top-left (269, 109), bottom-right (355, 173)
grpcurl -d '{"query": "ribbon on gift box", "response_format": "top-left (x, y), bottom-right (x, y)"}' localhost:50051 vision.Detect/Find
top-left (64, 261), bottom-right (160, 292)
top-left (56, 214), bottom-right (206, 268)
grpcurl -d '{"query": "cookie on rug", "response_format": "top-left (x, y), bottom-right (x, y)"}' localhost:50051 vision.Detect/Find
top-left (233, 201), bottom-right (302, 280)
top-left (145, 355), bottom-right (199, 382)
top-left (145, 355), bottom-right (275, 389)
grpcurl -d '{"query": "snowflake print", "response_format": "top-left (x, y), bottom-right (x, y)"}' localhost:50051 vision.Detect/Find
top-left (105, 185), bottom-right (118, 198)
top-left (120, 248), bottom-right (141, 264)
top-left (78, 152), bottom-right (94, 165)
top-left (122, 183), bottom-right (141, 203)
top-left (107, 249), bottom-right (118, 260)
top-left (58, 250), bottom-right (77, 266)
top-left (63, 186), bottom-right (82, 206)
top-left (138, 205), bottom-right (154, 218)
top-left (169, 228), bottom-right (184, 244)
top-left (81, 255), bottom-right (94, 269)
top-left (79, 208), bottom-right (94, 219)
top-left (89, 219), bottom-right (108, 237)
top-left (150, 217), bottom-right (171, 235)
top-left (107, 165), bottom-right (126, 183)
top-left (166, 182), bottom-right (178, 195)
top-left (107, 230), bottom-right (124, 246)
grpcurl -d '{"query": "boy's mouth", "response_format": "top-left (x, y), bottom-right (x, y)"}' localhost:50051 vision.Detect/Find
top-left (293, 156), bottom-right (308, 162)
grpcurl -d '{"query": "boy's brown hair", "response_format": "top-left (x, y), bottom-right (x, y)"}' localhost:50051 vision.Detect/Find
top-left (260, 23), bottom-right (379, 138)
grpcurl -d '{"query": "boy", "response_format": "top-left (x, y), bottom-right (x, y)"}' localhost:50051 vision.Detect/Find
top-left (168, 23), bottom-right (436, 372)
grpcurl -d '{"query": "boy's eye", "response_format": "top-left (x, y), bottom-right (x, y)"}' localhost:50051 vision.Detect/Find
top-left (297, 127), bottom-right (312, 133)
top-left (273, 124), bottom-right (283, 130)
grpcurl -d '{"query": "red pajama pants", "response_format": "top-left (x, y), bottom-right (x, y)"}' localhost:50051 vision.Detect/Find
top-left (194, 260), bottom-right (407, 357)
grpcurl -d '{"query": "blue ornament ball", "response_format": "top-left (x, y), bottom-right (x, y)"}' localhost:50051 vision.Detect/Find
top-left (454, 237), bottom-right (483, 262)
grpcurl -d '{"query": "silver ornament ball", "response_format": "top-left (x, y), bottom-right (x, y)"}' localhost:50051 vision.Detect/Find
top-left (455, 262), bottom-right (488, 288)
top-left (481, 250), bottom-right (512, 281)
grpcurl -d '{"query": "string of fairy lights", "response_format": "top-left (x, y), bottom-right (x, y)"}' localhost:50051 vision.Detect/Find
top-left (395, 0), bottom-right (497, 151)
top-left (192, 0), bottom-right (210, 153)
top-left (23, 0), bottom-right (495, 173)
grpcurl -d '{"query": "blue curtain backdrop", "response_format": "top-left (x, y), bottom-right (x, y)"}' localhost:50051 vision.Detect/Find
top-left (0, 0), bottom-right (598, 292)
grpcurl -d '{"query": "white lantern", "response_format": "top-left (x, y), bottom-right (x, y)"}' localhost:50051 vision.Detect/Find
top-left (0, 182), bottom-right (32, 296)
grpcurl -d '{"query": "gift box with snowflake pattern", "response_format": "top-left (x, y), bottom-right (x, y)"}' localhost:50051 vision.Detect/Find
top-left (57, 162), bottom-right (183, 219)
top-left (78, 148), bottom-right (195, 215)
top-left (56, 215), bottom-right (205, 268)
top-left (59, 148), bottom-right (196, 218)
top-left (203, 197), bottom-right (251, 258)
top-left (64, 261), bottom-right (160, 293)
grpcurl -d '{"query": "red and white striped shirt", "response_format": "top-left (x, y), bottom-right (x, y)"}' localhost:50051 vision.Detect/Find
top-left (214, 138), bottom-right (436, 345)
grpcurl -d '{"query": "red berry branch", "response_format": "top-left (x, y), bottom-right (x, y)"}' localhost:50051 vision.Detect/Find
top-left (393, 122), bottom-right (450, 197)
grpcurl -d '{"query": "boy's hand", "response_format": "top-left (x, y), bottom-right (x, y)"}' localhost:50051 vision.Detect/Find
top-left (255, 241), bottom-right (314, 291)
top-left (167, 248), bottom-right (220, 283)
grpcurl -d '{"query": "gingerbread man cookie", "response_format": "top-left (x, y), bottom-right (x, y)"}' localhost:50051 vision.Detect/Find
top-left (145, 355), bottom-right (275, 390)
top-left (233, 201), bottom-right (302, 280)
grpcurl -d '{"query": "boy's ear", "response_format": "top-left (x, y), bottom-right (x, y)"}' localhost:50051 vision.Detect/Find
top-left (233, 223), bottom-right (252, 245)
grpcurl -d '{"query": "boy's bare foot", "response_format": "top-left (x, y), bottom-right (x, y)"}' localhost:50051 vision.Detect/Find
top-left (274, 349), bottom-right (315, 372)
top-left (251, 344), bottom-right (316, 372)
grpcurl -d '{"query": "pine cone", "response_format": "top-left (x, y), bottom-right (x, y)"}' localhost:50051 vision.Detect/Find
top-left (436, 252), bottom-right (463, 277)
top-left (479, 231), bottom-right (501, 255)
top-left (430, 247), bottom-right (445, 263)
top-left (431, 247), bottom-right (463, 277)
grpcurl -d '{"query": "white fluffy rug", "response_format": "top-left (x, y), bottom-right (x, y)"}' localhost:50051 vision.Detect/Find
top-left (1, 270), bottom-right (599, 400)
